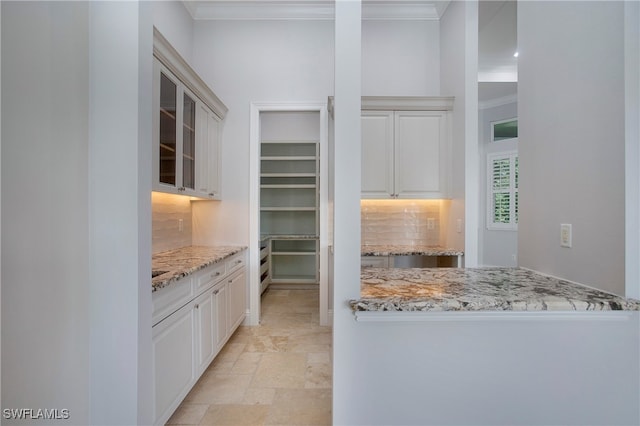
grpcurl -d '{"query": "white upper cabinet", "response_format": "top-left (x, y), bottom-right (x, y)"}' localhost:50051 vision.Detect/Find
top-left (361, 111), bottom-right (394, 198)
top-left (359, 97), bottom-right (453, 199)
top-left (152, 28), bottom-right (227, 199)
top-left (196, 105), bottom-right (222, 198)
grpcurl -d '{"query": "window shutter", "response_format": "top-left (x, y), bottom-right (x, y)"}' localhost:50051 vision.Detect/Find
top-left (487, 152), bottom-right (518, 230)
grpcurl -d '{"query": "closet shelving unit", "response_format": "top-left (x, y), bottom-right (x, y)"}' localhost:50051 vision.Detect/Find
top-left (260, 138), bottom-right (319, 287)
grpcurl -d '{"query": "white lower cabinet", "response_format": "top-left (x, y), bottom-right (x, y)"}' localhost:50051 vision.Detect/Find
top-left (195, 289), bottom-right (215, 375)
top-left (213, 281), bottom-right (228, 353)
top-left (228, 268), bottom-right (247, 332)
top-left (152, 250), bottom-right (247, 425)
top-left (152, 301), bottom-right (195, 424)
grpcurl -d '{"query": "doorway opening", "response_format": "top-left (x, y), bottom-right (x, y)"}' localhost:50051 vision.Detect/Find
top-left (249, 103), bottom-right (330, 326)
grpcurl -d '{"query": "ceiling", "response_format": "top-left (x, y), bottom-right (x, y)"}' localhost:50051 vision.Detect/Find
top-left (182, 0), bottom-right (517, 101)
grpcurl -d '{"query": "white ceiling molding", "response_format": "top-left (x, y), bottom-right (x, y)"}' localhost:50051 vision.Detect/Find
top-left (183, 1), bottom-right (451, 21)
top-left (327, 96), bottom-right (455, 117)
top-left (183, 1), bottom-right (334, 21)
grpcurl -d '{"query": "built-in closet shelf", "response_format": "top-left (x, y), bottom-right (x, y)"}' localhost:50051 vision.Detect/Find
top-left (260, 184), bottom-right (316, 189)
top-left (260, 156), bottom-right (316, 161)
top-left (260, 207), bottom-right (316, 211)
top-left (271, 252), bottom-right (316, 256)
top-left (259, 116), bottom-right (320, 287)
top-left (260, 173), bottom-right (316, 178)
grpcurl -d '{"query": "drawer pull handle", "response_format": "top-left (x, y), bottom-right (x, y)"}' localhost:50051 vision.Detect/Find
top-left (211, 272), bottom-right (221, 278)
top-left (195, 304), bottom-right (199, 309)
top-left (213, 290), bottom-right (219, 295)
top-left (236, 260), bottom-right (242, 264)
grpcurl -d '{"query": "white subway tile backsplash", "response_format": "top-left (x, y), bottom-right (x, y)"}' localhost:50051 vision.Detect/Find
top-left (152, 192), bottom-right (193, 254)
top-left (361, 200), bottom-right (443, 246)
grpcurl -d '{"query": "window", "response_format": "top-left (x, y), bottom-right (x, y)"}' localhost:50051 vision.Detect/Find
top-left (487, 151), bottom-right (518, 230)
top-left (491, 118), bottom-right (518, 142)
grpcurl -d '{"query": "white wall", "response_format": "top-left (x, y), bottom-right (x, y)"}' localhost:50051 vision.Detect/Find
top-left (190, 20), bottom-right (335, 246)
top-left (362, 20), bottom-right (440, 96)
top-left (625, 0), bottom-right (640, 299)
top-left (89, 3), bottom-right (154, 423)
top-left (479, 100), bottom-right (518, 266)
top-left (440, 1), bottom-right (478, 263)
top-left (152, 1), bottom-right (194, 64)
top-left (2, 3), bottom-right (91, 422)
top-left (334, 313), bottom-right (640, 426)
top-left (332, 2), bottom-right (362, 423)
top-left (2, 2), bottom-right (154, 424)
top-left (518, 1), bottom-right (626, 295)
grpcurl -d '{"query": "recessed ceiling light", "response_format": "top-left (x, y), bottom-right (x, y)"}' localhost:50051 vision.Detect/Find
top-left (513, 51), bottom-right (519, 58)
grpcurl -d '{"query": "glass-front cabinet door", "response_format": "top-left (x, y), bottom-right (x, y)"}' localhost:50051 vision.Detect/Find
top-left (159, 72), bottom-right (177, 187)
top-left (182, 92), bottom-right (196, 191)
top-left (153, 57), bottom-right (223, 198)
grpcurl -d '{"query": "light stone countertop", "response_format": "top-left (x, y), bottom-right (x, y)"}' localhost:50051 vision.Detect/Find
top-left (361, 244), bottom-right (464, 257)
top-left (351, 267), bottom-right (640, 312)
top-left (152, 245), bottom-right (246, 292)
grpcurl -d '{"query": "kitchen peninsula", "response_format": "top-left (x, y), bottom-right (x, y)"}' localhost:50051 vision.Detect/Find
top-left (351, 267), bottom-right (640, 313)
top-left (343, 266), bottom-right (640, 425)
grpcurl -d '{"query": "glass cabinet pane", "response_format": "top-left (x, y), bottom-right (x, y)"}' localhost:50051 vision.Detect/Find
top-left (183, 93), bottom-right (196, 190)
top-left (159, 73), bottom-right (177, 185)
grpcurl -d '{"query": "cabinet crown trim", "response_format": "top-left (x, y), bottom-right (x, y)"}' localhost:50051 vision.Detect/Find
top-left (153, 27), bottom-right (228, 120)
top-left (328, 96), bottom-right (454, 116)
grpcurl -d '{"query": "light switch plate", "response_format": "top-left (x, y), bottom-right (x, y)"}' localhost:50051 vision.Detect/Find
top-left (560, 224), bottom-right (572, 248)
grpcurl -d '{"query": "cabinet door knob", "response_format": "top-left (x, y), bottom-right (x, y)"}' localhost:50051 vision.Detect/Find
top-left (236, 260), bottom-right (242, 264)
top-left (195, 304), bottom-right (199, 309)
top-left (208, 192), bottom-right (216, 197)
top-left (213, 289), bottom-right (219, 295)
top-left (211, 272), bottom-right (221, 278)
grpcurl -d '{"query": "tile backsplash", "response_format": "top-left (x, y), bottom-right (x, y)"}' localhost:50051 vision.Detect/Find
top-left (152, 192), bottom-right (193, 254)
top-left (361, 199), bottom-right (446, 246)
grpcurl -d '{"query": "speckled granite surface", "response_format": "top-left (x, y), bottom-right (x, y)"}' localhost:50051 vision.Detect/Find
top-left (351, 267), bottom-right (640, 312)
top-left (152, 245), bottom-right (246, 292)
top-left (361, 245), bottom-right (464, 257)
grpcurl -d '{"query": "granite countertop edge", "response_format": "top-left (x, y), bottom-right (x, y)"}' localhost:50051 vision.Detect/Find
top-left (152, 245), bottom-right (247, 292)
top-left (361, 244), bottom-right (464, 257)
top-left (350, 267), bottom-right (640, 313)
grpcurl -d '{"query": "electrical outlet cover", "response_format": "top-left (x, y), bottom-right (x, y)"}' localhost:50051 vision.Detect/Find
top-left (560, 224), bottom-right (572, 248)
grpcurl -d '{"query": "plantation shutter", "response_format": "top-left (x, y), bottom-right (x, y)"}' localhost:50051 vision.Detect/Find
top-left (488, 152), bottom-right (518, 230)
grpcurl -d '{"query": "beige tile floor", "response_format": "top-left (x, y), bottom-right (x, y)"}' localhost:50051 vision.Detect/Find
top-left (167, 289), bottom-right (333, 426)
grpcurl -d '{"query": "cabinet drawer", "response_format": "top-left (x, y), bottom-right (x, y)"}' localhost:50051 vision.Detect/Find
top-left (226, 252), bottom-right (245, 275)
top-left (152, 277), bottom-right (194, 326)
top-left (260, 246), bottom-right (269, 260)
top-left (194, 262), bottom-right (226, 294)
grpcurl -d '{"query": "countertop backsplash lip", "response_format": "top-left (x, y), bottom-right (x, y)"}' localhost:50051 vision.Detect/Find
top-left (361, 244), bottom-right (463, 256)
top-left (351, 267), bottom-right (640, 312)
top-left (152, 245), bottom-right (247, 292)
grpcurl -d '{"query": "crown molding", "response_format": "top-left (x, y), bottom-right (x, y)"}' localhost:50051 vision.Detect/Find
top-left (328, 96), bottom-right (454, 117)
top-left (360, 96), bottom-right (455, 111)
top-left (183, 1), bottom-right (450, 21)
